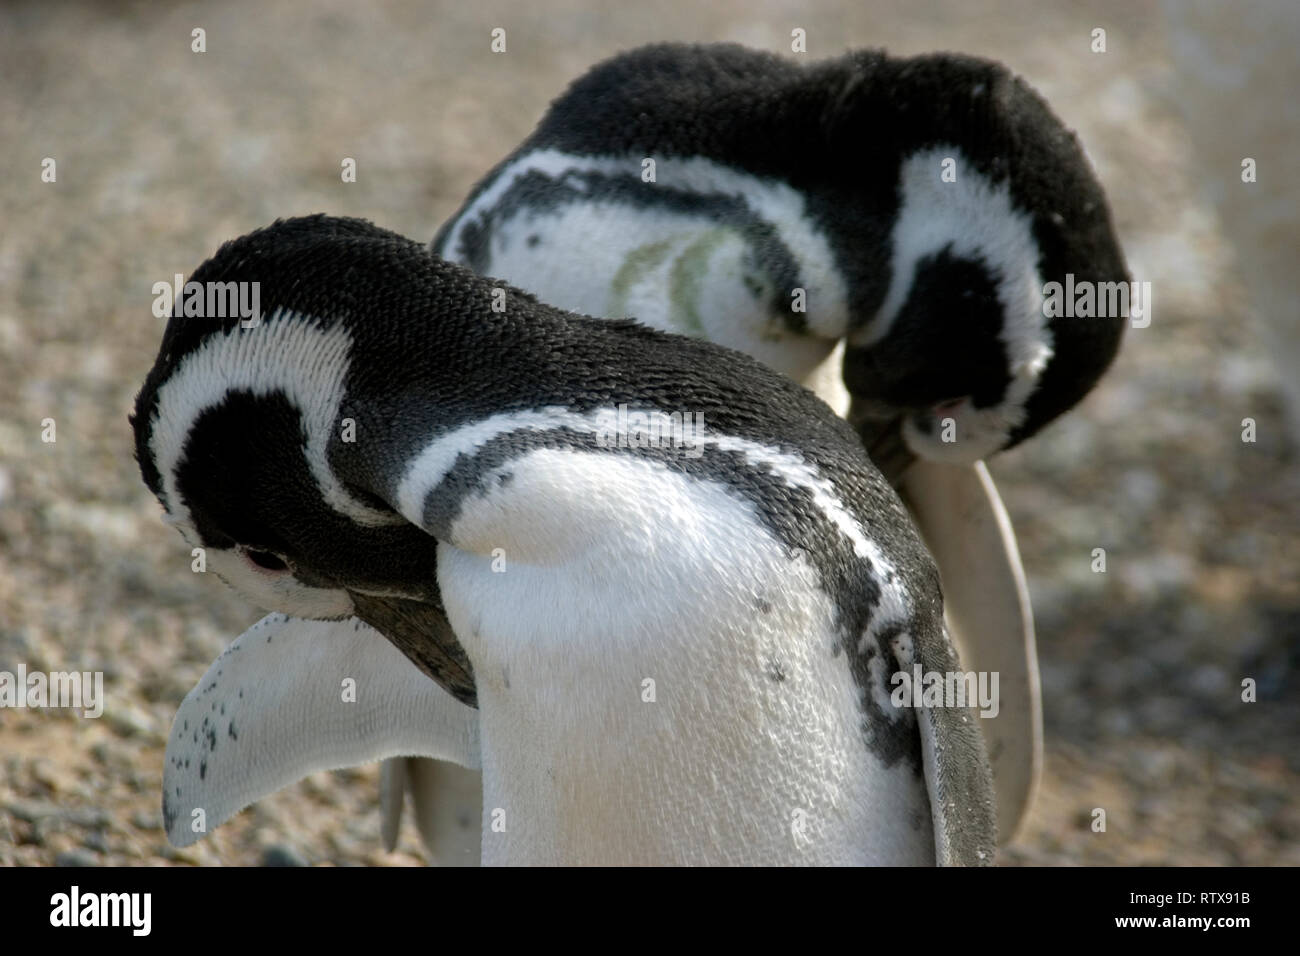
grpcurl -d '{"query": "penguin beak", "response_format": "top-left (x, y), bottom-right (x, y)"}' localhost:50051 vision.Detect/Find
top-left (346, 591), bottom-right (479, 708)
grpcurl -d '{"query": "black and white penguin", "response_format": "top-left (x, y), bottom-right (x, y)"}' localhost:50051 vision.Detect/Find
top-left (133, 214), bottom-right (997, 865)
top-left (433, 42), bottom-right (1129, 468)
top-left (418, 43), bottom-right (1131, 846)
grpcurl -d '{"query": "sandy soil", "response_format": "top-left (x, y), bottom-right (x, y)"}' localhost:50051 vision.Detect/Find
top-left (1, 0), bottom-right (1296, 866)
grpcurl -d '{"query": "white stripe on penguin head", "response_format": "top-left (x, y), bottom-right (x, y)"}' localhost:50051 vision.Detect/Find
top-left (852, 146), bottom-right (1053, 441)
top-left (147, 308), bottom-right (404, 530)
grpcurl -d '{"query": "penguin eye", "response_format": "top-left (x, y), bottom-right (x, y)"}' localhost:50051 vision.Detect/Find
top-left (243, 548), bottom-right (289, 572)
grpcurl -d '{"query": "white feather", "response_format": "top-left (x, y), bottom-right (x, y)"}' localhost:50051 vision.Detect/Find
top-left (441, 149), bottom-right (851, 341)
top-left (147, 311), bottom-right (402, 528)
top-left (435, 447), bottom-right (933, 864)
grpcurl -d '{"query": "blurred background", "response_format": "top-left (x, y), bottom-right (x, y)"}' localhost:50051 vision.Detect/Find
top-left (0, 0), bottom-right (1296, 865)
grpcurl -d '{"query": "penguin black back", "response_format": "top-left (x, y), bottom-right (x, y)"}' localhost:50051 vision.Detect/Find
top-left (436, 43), bottom-right (1129, 465)
top-left (133, 213), bottom-right (931, 679)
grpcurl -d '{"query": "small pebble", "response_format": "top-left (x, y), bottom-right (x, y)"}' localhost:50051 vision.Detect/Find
top-left (261, 843), bottom-right (308, 867)
top-left (55, 849), bottom-right (99, 867)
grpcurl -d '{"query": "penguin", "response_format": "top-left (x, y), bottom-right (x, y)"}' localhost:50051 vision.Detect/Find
top-left (433, 43), bottom-right (1129, 469)
top-left (400, 43), bottom-right (1132, 848)
top-left (134, 214), bottom-right (996, 865)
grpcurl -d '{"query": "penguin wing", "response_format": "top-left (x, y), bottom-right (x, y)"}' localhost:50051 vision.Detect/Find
top-left (902, 614), bottom-right (1000, 866)
top-left (163, 613), bottom-right (480, 848)
top-left (898, 460), bottom-right (1042, 845)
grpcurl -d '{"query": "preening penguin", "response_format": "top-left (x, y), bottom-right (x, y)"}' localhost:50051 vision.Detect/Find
top-left (434, 42), bottom-right (1129, 468)
top-left (133, 214), bottom-right (996, 865)
top-left (423, 43), bottom-right (1133, 844)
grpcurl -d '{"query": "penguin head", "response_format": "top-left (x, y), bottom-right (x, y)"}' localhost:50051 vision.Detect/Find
top-left (843, 241), bottom-right (1043, 465)
top-left (133, 377), bottom-right (444, 622)
top-left (834, 52), bottom-right (1128, 468)
top-left (131, 217), bottom-right (449, 631)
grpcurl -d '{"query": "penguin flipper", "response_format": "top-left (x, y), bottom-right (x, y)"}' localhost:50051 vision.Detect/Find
top-left (901, 615), bottom-right (999, 866)
top-left (163, 613), bottom-right (480, 848)
top-left (898, 459), bottom-right (1042, 845)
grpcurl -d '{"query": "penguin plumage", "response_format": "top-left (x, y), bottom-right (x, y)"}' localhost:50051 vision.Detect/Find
top-left (434, 42), bottom-right (1129, 470)
top-left (134, 214), bottom-right (996, 865)
top-left (410, 44), bottom-right (1133, 849)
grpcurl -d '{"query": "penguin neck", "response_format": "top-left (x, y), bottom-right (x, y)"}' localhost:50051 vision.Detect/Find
top-left (325, 302), bottom-right (635, 520)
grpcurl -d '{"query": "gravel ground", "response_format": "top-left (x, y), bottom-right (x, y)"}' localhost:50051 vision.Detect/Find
top-left (1, 0), bottom-right (1296, 866)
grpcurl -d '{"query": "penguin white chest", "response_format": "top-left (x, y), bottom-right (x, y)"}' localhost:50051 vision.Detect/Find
top-left (435, 447), bottom-right (934, 865)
